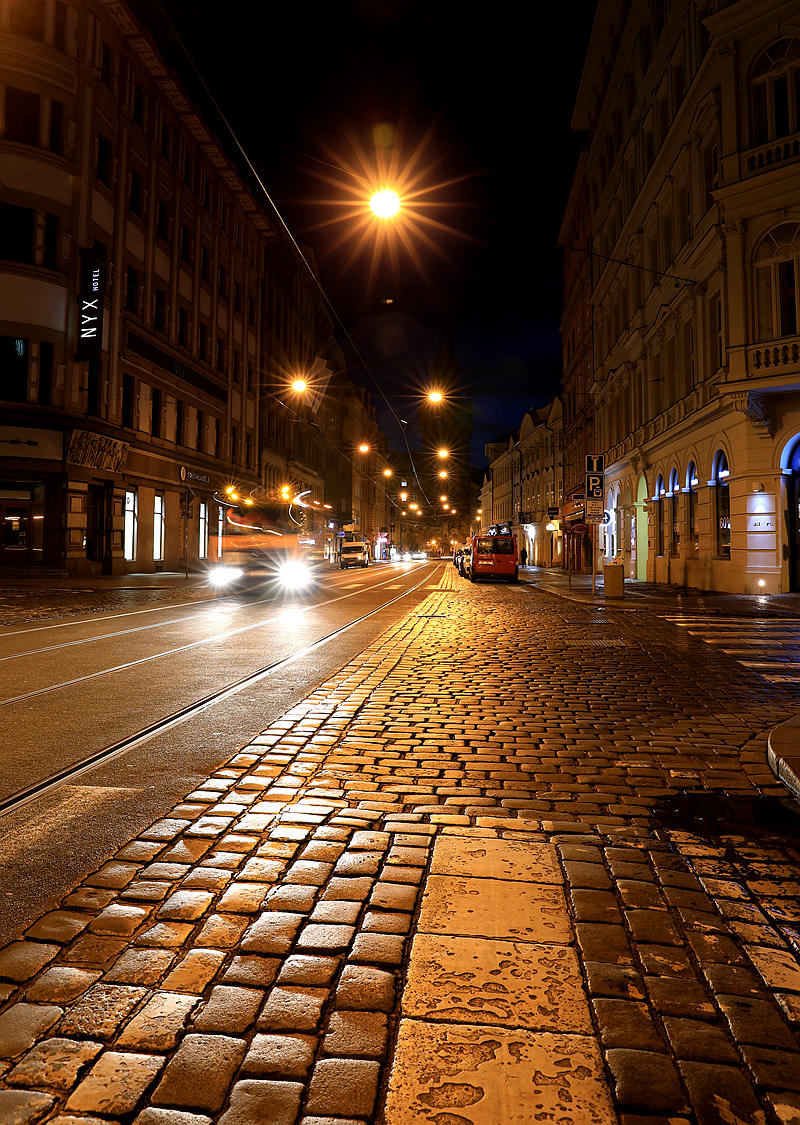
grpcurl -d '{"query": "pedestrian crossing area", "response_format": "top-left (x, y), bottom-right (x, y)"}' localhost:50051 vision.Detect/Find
top-left (660, 614), bottom-right (800, 684)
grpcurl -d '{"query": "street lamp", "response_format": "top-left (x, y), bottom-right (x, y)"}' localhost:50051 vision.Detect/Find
top-left (291, 378), bottom-right (308, 393)
top-left (369, 189), bottom-right (402, 219)
top-left (383, 468), bottom-right (392, 477)
top-left (427, 390), bottom-right (443, 404)
top-left (438, 470), bottom-right (448, 479)
top-left (358, 443), bottom-right (370, 454)
top-left (437, 448), bottom-right (449, 458)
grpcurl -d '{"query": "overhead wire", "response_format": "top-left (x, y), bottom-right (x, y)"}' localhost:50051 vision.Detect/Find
top-left (151, 0), bottom-right (434, 510)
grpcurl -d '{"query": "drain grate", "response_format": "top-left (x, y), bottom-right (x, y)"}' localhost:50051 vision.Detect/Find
top-left (553, 638), bottom-right (629, 648)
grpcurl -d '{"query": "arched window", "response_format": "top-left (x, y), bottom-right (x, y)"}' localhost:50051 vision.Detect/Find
top-left (654, 473), bottom-right (666, 556)
top-left (713, 451), bottom-right (731, 559)
top-left (755, 223), bottom-right (800, 340)
top-left (668, 468), bottom-right (680, 557)
top-left (751, 38), bottom-right (800, 145)
top-left (686, 461), bottom-right (700, 552)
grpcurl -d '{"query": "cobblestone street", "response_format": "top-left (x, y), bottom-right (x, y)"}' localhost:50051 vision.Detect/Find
top-left (2, 565), bottom-right (800, 1124)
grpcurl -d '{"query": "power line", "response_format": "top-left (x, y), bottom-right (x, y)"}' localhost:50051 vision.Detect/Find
top-left (152, 0), bottom-right (433, 509)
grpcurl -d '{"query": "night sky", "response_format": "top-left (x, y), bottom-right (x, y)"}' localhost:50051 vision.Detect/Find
top-left (135, 1), bottom-right (596, 461)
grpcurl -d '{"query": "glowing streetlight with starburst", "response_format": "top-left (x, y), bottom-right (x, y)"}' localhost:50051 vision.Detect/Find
top-left (369, 189), bottom-right (401, 220)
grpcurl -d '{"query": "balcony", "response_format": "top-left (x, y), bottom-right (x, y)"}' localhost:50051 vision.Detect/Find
top-left (748, 336), bottom-right (800, 373)
top-left (743, 131), bottom-right (800, 177)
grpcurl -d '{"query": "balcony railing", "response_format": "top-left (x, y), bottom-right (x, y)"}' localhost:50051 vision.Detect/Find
top-left (748, 336), bottom-right (800, 372)
top-left (744, 132), bottom-right (800, 176)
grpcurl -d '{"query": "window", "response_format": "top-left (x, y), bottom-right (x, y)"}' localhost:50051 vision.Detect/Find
top-left (4, 87), bottom-right (40, 146)
top-left (213, 418), bottom-right (220, 457)
top-left (125, 266), bottom-right (140, 314)
top-left (709, 294), bottom-right (724, 371)
top-left (199, 501), bottom-right (208, 559)
top-left (133, 85), bottom-right (144, 126)
top-left (48, 99), bottom-right (63, 154)
top-left (96, 134), bottom-right (111, 185)
top-left (200, 245), bottom-right (210, 282)
top-left (216, 337), bottom-right (225, 371)
top-left (0, 204), bottom-right (35, 263)
top-left (129, 168), bottom-right (142, 215)
top-left (100, 42), bottom-right (113, 87)
top-left (151, 386), bottom-right (162, 437)
top-left (160, 121), bottom-right (171, 160)
top-left (0, 336), bottom-right (28, 401)
top-left (180, 224), bottom-right (191, 263)
top-left (703, 139), bottom-right (719, 211)
top-left (245, 432), bottom-right (252, 469)
top-left (43, 212), bottom-right (58, 269)
top-left (153, 493), bottom-right (165, 562)
top-left (755, 223), bottom-right (800, 341)
top-left (156, 199), bottom-right (169, 241)
top-left (154, 288), bottom-right (167, 333)
top-left (686, 461), bottom-right (699, 552)
top-left (183, 152), bottom-right (193, 188)
top-left (122, 374), bottom-right (135, 427)
top-left (124, 489), bottom-right (138, 561)
top-left (713, 451), bottom-right (731, 559)
top-left (38, 341), bottom-right (53, 404)
top-left (654, 474), bottom-right (665, 556)
top-left (218, 265), bottom-right (227, 300)
top-left (53, 2), bottom-right (67, 50)
top-left (750, 38), bottom-right (800, 145)
top-left (176, 399), bottom-right (184, 445)
top-left (178, 306), bottom-right (188, 348)
top-left (668, 469), bottom-right (680, 557)
top-left (198, 323), bottom-right (208, 361)
top-left (196, 409), bottom-right (205, 451)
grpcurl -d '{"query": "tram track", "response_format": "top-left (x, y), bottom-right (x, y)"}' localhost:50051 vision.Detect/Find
top-left (0, 564), bottom-right (442, 820)
top-left (0, 565), bottom-right (432, 702)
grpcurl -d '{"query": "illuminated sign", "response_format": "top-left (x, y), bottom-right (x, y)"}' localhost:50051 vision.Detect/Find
top-left (77, 250), bottom-right (105, 360)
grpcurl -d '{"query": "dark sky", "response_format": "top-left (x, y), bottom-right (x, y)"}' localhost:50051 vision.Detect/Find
top-left (136, 1), bottom-right (595, 460)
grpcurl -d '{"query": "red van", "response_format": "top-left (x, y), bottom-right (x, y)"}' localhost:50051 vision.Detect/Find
top-left (469, 533), bottom-right (519, 583)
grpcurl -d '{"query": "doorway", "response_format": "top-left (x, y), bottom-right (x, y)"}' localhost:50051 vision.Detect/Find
top-left (0, 499), bottom-right (43, 564)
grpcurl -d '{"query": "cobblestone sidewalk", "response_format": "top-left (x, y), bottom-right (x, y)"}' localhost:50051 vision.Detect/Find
top-left (2, 565), bottom-right (800, 1123)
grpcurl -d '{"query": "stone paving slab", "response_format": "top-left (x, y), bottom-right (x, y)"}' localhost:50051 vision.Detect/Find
top-left (2, 564), bottom-right (800, 1122)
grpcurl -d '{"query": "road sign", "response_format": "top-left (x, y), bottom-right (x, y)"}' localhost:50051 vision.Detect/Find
top-left (585, 474), bottom-right (604, 499)
top-left (586, 454), bottom-right (604, 473)
top-left (547, 506), bottom-right (560, 518)
top-left (602, 509), bottom-right (612, 524)
top-left (586, 499), bottom-right (604, 520)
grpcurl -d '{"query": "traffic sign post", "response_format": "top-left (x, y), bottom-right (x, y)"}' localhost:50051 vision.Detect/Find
top-left (585, 455), bottom-right (604, 596)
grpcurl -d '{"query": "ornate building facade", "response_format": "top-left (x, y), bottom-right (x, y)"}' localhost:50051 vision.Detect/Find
top-left (573, 0), bottom-right (800, 593)
top-left (0, 0), bottom-right (387, 575)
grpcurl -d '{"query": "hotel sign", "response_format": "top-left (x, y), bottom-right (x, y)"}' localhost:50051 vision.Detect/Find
top-left (77, 250), bottom-right (105, 360)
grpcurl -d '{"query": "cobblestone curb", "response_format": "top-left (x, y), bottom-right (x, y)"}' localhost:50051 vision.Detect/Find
top-left (2, 565), bottom-right (800, 1123)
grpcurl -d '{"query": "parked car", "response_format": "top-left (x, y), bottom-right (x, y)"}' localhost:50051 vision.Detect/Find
top-left (468, 533), bottom-right (519, 583)
top-left (453, 548), bottom-right (464, 570)
top-left (339, 542), bottom-right (370, 569)
top-left (457, 548), bottom-right (471, 578)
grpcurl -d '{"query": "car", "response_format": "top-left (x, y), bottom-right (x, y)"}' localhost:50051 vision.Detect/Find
top-left (453, 548), bottom-right (464, 569)
top-left (468, 532), bottom-right (519, 583)
top-left (410, 549), bottom-right (427, 560)
top-left (339, 542), bottom-right (370, 569)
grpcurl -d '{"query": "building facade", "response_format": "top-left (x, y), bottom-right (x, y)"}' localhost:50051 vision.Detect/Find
top-left (572, 0), bottom-right (800, 593)
top-left (0, 0), bottom-right (387, 576)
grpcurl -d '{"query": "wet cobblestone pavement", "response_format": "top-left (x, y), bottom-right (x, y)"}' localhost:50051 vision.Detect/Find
top-left (2, 565), bottom-right (800, 1123)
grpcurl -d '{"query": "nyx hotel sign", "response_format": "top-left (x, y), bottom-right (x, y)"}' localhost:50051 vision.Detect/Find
top-left (77, 250), bottom-right (105, 360)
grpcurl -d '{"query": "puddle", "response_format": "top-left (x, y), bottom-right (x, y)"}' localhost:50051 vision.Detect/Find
top-left (652, 791), bottom-right (800, 840)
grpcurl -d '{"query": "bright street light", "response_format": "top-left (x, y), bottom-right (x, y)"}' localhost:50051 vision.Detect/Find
top-left (428, 390), bottom-right (443, 403)
top-left (399, 491), bottom-right (408, 501)
top-left (383, 468), bottom-right (392, 477)
top-left (437, 448), bottom-right (449, 458)
top-left (438, 470), bottom-right (448, 479)
top-left (369, 189), bottom-right (401, 219)
top-left (440, 494), bottom-right (447, 501)
top-left (291, 378), bottom-right (307, 393)
top-left (358, 443), bottom-right (370, 454)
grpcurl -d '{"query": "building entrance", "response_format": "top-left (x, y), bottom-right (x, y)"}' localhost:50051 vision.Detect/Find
top-left (788, 474), bottom-right (800, 592)
top-left (0, 497), bottom-right (43, 564)
top-left (635, 475), bottom-right (649, 581)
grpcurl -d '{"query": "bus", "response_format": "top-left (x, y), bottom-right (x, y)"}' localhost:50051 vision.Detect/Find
top-left (207, 491), bottom-right (324, 592)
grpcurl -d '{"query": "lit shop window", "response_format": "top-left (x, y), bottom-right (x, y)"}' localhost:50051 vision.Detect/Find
top-left (712, 452), bottom-right (731, 560)
top-left (154, 492), bottom-right (165, 561)
top-left (686, 462), bottom-right (700, 553)
top-left (668, 469), bottom-right (680, 558)
top-left (198, 501), bottom-right (208, 560)
top-left (123, 489), bottom-right (137, 561)
top-left (654, 474), bottom-right (666, 557)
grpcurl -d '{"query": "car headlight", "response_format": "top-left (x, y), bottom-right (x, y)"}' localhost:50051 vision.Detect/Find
top-left (208, 566), bottom-right (244, 587)
top-left (279, 560), bottom-right (313, 590)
